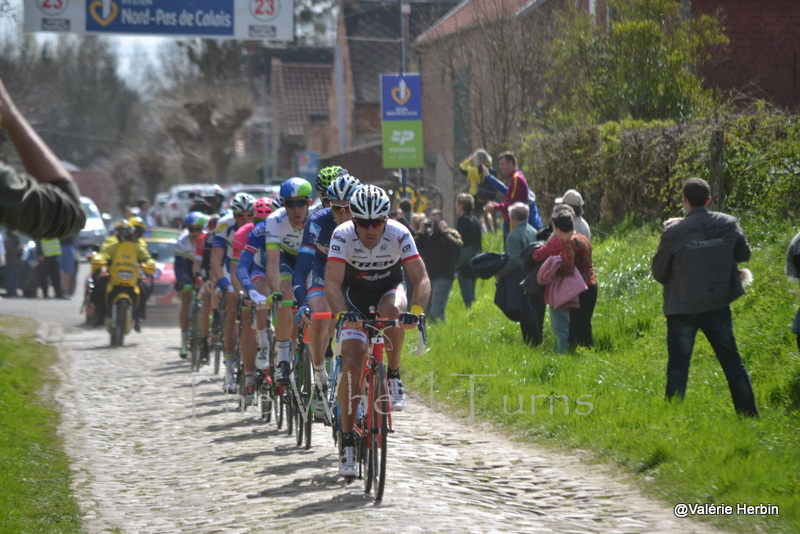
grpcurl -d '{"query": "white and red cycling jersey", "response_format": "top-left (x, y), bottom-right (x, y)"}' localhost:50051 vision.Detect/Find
top-left (327, 219), bottom-right (420, 295)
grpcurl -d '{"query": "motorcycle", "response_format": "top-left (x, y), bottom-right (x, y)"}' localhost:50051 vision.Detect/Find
top-left (87, 240), bottom-right (153, 347)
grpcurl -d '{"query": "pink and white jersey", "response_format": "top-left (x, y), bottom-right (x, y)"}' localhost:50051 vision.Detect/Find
top-left (232, 222), bottom-right (254, 260)
top-left (327, 219), bottom-right (420, 293)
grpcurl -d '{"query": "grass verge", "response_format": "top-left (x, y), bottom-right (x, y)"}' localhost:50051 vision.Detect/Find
top-left (0, 316), bottom-right (82, 533)
top-left (402, 218), bottom-right (800, 534)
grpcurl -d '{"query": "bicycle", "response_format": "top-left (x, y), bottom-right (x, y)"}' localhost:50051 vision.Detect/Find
top-left (261, 294), bottom-right (294, 432)
top-left (291, 309), bottom-right (333, 450)
top-left (187, 280), bottom-right (205, 372)
top-left (256, 292), bottom-right (279, 424)
top-left (210, 287), bottom-right (228, 375)
top-left (330, 308), bottom-right (427, 501)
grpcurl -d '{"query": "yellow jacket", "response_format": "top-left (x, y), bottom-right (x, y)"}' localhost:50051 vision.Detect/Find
top-left (459, 158), bottom-right (481, 196)
top-left (92, 237), bottom-right (156, 275)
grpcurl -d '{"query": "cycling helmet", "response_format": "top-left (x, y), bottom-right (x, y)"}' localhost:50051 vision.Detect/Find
top-left (203, 184), bottom-right (225, 200)
top-left (128, 216), bottom-right (146, 233)
top-left (184, 211), bottom-right (208, 229)
top-left (327, 173), bottom-right (362, 202)
top-left (230, 192), bottom-right (255, 214)
top-left (253, 197), bottom-right (276, 220)
top-left (316, 166), bottom-right (342, 196)
top-left (279, 177), bottom-right (313, 200)
top-left (349, 185), bottom-right (391, 219)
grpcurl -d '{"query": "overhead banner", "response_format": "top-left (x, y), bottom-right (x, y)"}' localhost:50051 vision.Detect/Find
top-left (381, 73), bottom-right (423, 169)
top-left (24, 0), bottom-right (294, 41)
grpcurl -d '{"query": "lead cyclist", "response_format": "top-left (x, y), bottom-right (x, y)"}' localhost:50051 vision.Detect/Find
top-left (324, 185), bottom-right (430, 477)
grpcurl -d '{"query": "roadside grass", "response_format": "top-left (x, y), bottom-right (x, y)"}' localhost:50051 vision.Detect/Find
top-left (402, 218), bottom-right (800, 534)
top-left (0, 317), bottom-right (82, 533)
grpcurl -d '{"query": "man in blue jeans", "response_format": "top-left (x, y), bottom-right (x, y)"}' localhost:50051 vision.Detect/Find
top-left (652, 177), bottom-right (758, 417)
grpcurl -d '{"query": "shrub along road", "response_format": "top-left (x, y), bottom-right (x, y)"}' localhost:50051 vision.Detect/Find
top-left (0, 294), bottom-right (726, 534)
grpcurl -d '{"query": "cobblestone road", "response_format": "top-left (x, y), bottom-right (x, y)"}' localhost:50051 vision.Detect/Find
top-left (46, 322), bottom-right (724, 534)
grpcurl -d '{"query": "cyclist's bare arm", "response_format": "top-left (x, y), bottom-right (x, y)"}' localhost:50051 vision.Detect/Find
top-left (210, 247), bottom-right (226, 284)
top-left (324, 260), bottom-right (358, 329)
top-left (402, 256), bottom-right (431, 329)
top-left (266, 248), bottom-right (281, 298)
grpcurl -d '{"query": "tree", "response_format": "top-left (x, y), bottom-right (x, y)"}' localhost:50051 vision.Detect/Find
top-left (545, 0), bottom-right (728, 127)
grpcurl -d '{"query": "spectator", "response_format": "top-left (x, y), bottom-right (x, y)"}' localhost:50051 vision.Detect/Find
top-left (534, 205), bottom-right (597, 349)
top-left (37, 238), bottom-right (66, 299)
top-left (496, 202), bottom-right (538, 345)
top-left (60, 235), bottom-right (76, 296)
top-left (550, 191), bottom-right (591, 352)
top-left (788, 230), bottom-right (800, 352)
top-left (415, 209), bottom-right (463, 321)
top-left (460, 148), bottom-right (500, 233)
top-left (396, 198), bottom-right (413, 230)
top-left (455, 193), bottom-right (483, 308)
top-left (652, 177), bottom-right (758, 417)
top-left (484, 151), bottom-right (533, 240)
top-left (137, 198), bottom-right (157, 228)
top-left (556, 189), bottom-right (591, 241)
top-left (3, 228), bottom-right (23, 297)
top-left (0, 78), bottom-right (86, 239)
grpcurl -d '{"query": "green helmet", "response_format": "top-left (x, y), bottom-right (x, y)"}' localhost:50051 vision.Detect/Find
top-left (316, 166), bottom-right (343, 197)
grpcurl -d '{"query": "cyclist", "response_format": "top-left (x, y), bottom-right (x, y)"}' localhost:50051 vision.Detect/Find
top-left (325, 184), bottom-right (430, 477)
top-left (266, 177), bottom-right (313, 385)
top-left (192, 214), bottom-right (218, 362)
top-left (314, 166), bottom-right (344, 212)
top-left (229, 197), bottom-right (277, 403)
top-left (236, 197), bottom-right (278, 379)
top-left (175, 212), bottom-right (208, 359)
top-left (211, 192), bottom-right (255, 394)
top-left (292, 172), bottom-right (362, 413)
top-left (190, 184), bottom-right (225, 216)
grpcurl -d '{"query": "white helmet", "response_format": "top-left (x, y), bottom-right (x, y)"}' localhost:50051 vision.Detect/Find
top-left (327, 173), bottom-right (362, 202)
top-left (230, 192), bottom-right (255, 214)
top-left (350, 185), bottom-right (390, 219)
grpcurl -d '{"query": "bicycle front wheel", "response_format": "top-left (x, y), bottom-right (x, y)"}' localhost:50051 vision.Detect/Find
top-left (365, 363), bottom-right (388, 501)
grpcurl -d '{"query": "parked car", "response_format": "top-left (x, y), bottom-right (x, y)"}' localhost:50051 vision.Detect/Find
top-left (161, 184), bottom-right (211, 228)
top-left (222, 184), bottom-right (280, 211)
top-left (144, 229), bottom-right (181, 307)
top-left (77, 196), bottom-right (108, 257)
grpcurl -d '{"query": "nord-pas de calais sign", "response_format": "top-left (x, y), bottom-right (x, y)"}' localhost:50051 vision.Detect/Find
top-left (24, 0), bottom-right (294, 41)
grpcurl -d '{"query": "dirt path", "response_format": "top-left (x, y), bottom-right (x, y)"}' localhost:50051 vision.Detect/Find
top-left (49, 324), bottom-right (724, 533)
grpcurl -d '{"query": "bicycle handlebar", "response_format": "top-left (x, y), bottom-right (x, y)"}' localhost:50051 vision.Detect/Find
top-left (334, 314), bottom-right (428, 348)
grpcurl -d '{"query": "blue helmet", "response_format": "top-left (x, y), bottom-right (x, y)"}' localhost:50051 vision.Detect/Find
top-left (279, 177), bottom-right (313, 200)
top-left (327, 173), bottom-right (361, 202)
top-left (184, 211), bottom-right (208, 229)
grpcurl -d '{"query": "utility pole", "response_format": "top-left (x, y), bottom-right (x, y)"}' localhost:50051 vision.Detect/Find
top-left (399, 0), bottom-right (411, 197)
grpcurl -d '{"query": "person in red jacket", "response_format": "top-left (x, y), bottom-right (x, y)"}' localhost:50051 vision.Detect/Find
top-left (484, 151), bottom-right (530, 240)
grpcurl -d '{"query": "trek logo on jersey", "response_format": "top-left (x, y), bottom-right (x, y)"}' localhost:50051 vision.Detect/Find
top-left (332, 234), bottom-right (346, 244)
top-left (351, 259), bottom-right (396, 269)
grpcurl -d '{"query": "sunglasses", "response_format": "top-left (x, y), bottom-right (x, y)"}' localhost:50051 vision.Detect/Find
top-left (355, 218), bottom-right (386, 229)
top-left (234, 212), bottom-right (251, 217)
top-left (284, 198), bottom-right (308, 208)
top-left (331, 205), bottom-right (351, 214)
top-left (188, 227), bottom-right (203, 233)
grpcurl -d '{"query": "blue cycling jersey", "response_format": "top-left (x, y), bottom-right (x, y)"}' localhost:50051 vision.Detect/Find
top-left (236, 221), bottom-right (268, 293)
top-left (292, 207), bottom-right (337, 306)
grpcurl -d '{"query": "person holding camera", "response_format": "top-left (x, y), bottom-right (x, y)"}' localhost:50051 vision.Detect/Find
top-left (415, 210), bottom-right (463, 322)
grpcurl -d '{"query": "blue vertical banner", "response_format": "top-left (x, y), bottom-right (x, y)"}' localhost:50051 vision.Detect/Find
top-left (381, 73), bottom-right (423, 169)
top-left (295, 151), bottom-right (319, 182)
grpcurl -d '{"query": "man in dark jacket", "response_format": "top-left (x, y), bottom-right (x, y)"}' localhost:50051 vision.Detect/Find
top-left (415, 210), bottom-right (462, 322)
top-left (0, 78), bottom-right (86, 239)
top-left (455, 193), bottom-right (482, 308)
top-left (652, 177), bottom-right (758, 417)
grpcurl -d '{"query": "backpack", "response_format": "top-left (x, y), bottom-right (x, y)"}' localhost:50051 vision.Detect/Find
top-left (519, 241), bottom-right (545, 297)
